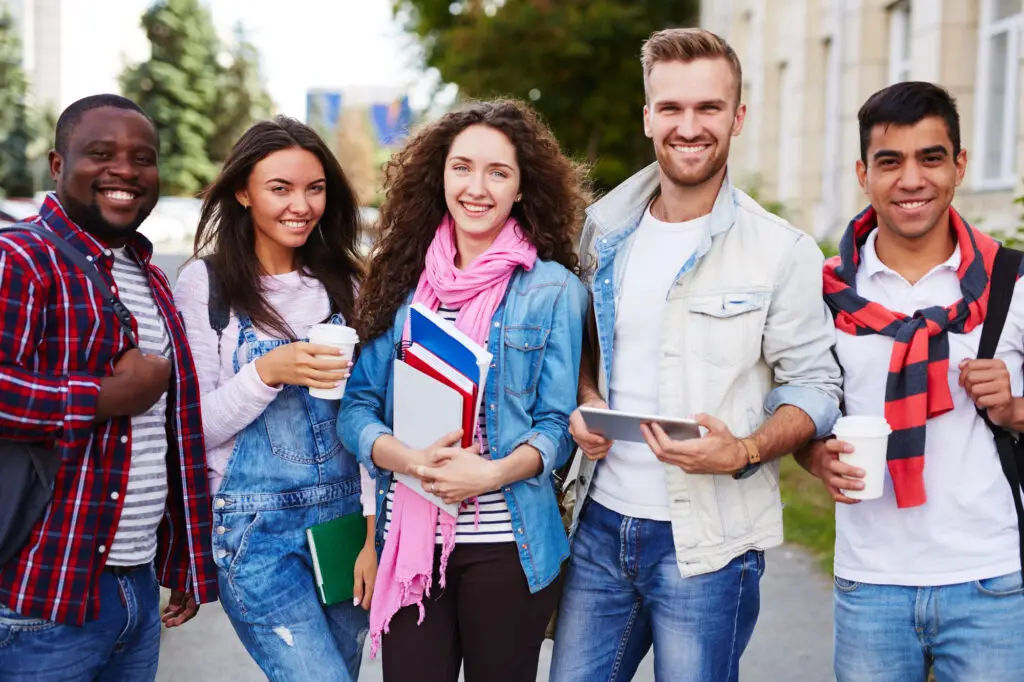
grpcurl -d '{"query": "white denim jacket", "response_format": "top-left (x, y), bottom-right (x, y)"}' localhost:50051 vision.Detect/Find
top-left (572, 163), bottom-right (843, 578)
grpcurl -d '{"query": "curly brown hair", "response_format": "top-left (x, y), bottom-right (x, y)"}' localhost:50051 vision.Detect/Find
top-left (357, 99), bottom-right (590, 341)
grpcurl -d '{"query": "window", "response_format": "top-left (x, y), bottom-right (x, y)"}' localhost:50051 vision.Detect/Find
top-left (975, 0), bottom-right (1023, 188)
top-left (887, 1), bottom-right (912, 84)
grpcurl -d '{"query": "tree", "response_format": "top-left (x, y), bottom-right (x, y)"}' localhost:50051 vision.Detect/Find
top-left (0, 9), bottom-right (41, 197)
top-left (394, 0), bottom-right (700, 190)
top-left (121, 0), bottom-right (221, 196)
top-left (208, 23), bottom-right (273, 165)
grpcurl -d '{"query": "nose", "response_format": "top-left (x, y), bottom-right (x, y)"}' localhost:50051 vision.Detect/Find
top-left (896, 159), bottom-right (926, 191)
top-left (289, 191), bottom-right (311, 216)
top-left (675, 109), bottom-right (701, 141)
top-left (466, 170), bottom-right (487, 198)
top-left (107, 152), bottom-right (140, 181)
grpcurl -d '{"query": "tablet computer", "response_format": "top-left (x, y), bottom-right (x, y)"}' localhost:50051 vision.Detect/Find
top-left (579, 406), bottom-right (701, 444)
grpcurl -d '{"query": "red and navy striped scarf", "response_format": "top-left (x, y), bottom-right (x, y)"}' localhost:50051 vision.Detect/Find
top-left (823, 206), bottom-right (999, 508)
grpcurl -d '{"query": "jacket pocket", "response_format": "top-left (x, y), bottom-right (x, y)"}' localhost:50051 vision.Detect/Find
top-left (687, 293), bottom-right (768, 368)
top-left (503, 325), bottom-right (550, 396)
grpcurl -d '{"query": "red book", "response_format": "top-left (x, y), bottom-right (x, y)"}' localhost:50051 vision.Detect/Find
top-left (404, 343), bottom-right (477, 448)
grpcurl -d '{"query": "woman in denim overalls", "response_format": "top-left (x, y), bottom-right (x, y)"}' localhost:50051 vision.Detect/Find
top-left (173, 117), bottom-right (374, 681)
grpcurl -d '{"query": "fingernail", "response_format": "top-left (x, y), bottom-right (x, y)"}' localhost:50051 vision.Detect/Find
top-left (353, 597), bottom-right (360, 606)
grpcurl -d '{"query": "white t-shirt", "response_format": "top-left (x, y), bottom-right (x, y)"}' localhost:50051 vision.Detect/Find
top-left (834, 230), bottom-right (1024, 586)
top-left (590, 206), bottom-right (709, 520)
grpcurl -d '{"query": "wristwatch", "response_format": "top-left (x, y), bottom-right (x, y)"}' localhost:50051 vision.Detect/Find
top-left (732, 437), bottom-right (762, 480)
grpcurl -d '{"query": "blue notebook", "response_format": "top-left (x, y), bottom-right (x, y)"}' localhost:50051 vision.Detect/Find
top-left (408, 302), bottom-right (492, 427)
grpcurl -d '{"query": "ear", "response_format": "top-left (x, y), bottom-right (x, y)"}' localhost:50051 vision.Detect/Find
top-left (731, 103), bottom-right (747, 137)
top-left (48, 149), bottom-right (62, 184)
top-left (856, 159), bottom-right (868, 193)
top-left (954, 148), bottom-right (968, 188)
top-left (235, 189), bottom-right (250, 209)
top-left (643, 104), bottom-right (653, 139)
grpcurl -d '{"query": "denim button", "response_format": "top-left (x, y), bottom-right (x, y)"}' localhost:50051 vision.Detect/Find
top-left (98, 545), bottom-right (106, 554)
top-left (493, 322), bottom-right (500, 328)
top-left (520, 543), bottom-right (527, 549)
top-left (517, 528), bottom-right (523, 534)
top-left (378, 489), bottom-right (385, 495)
top-left (604, 279), bottom-right (610, 284)
top-left (110, 492), bottom-right (119, 501)
top-left (490, 404), bottom-right (496, 411)
top-left (216, 526), bottom-right (226, 535)
top-left (215, 499), bottom-right (226, 508)
top-left (120, 435), bottom-right (128, 444)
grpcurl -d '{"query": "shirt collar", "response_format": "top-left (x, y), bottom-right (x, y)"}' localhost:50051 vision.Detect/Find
top-left (860, 228), bottom-right (961, 279)
top-left (39, 192), bottom-right (155, 267)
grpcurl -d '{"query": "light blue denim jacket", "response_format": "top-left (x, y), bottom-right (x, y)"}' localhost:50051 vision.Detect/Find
top-left (338, 259), bottom-right (589, 592)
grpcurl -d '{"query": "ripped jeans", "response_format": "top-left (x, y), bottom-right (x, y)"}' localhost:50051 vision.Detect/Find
top-left (215, 502), bottom-right (367, 682)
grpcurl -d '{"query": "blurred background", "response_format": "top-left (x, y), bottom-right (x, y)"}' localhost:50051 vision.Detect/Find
top-left (0, 2), bottom-right (1022, 679)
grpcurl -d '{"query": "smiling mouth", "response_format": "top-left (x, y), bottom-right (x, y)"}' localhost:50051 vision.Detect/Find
top-left (460, 201), bottom-right (493, 216)
top-left (669, 143), bottom-right (711, 155)
top-left (894, 199), bottom-right (931, 210)
top-left (281, 219), bottom-right (311, 229)
top-left (99, 189), bottom-right (140, 204)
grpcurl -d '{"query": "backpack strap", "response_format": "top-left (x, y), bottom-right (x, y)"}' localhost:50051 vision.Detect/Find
top-left (0, 222), bottom-right (138, 349)
top-left (975, 245), bottom-right (1024, 578)
top-left (201, 256), bottom-right (230, 336)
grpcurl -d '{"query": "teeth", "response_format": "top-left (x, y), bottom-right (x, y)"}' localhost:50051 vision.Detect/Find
top-left (281, 220), bottom-right (307, 228)
top-left (671, 144), bottom-right (709, 153)
top-left (104, 190), bottom-right (135, 202)
top-left (461, 203), bottom-right (491, 214)
top-left (897, 200), bottom-right (927, 209)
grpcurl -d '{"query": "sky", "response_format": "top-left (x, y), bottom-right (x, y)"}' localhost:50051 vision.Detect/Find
top-left (60, 0), bottom-right (438, 118)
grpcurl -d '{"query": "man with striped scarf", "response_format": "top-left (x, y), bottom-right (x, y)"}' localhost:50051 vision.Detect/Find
top-left (798, 81), bottom-right (1024, 682)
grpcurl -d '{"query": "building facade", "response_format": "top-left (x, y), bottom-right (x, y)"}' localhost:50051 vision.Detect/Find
top-left (701, 0), bottom-right (1024, 240)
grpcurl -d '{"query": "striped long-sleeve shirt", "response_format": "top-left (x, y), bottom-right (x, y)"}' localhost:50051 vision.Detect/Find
top-left (0, 194), bottom-right (217, 625)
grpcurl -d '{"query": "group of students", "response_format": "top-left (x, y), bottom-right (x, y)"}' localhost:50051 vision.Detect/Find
top-left (0, 24), bottom-right (1022, 682)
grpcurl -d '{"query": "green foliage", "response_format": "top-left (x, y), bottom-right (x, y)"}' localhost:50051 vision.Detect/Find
top-left (0, 9), bottom-right (44, 197)
top-left (121, 0), bottom-right (223, 196)
top-left (207, 23), bottom-right (273, 165)
top-left (739, 173), bottom-right (791, 221)
top-left (394, 0), bottom-right (700, 190)
top-left (778, 457), bottom-right (836, 573)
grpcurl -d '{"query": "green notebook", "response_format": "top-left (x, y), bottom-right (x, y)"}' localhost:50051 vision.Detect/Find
top-left (306, 512), bottom-right (367, 606)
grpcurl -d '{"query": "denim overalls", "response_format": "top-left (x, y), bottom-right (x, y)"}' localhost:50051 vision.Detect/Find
top-left (212, 312), bottom-right (367, 682)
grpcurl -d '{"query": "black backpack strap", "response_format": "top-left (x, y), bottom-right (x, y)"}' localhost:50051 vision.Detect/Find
top-left (201, 256), bottom-right (230, 339)
top-left (0, 222), bottom-right (137, 349)
top-left (975, 245), bottom-right (1024, 578)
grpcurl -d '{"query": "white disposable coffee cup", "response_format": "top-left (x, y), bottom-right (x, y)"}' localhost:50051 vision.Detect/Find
top-left (831, 415), bottom-right (892, 500)
top-left (307, 324), bottom-right (359, 400)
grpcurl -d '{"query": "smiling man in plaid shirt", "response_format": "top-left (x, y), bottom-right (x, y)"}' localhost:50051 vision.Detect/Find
top-left (0, 94), bottom-right (217, 681)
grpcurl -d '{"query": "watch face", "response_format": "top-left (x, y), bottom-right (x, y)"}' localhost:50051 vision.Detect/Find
top-left (733, 463), bottom-right (761, 480)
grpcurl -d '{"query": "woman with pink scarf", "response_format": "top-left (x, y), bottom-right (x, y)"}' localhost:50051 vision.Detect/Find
top-left (339, 100), bottom-right (590, 681)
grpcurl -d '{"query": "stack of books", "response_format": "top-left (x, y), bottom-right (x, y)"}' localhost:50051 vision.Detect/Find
top-left (392, 302), bottom-right (493, 517)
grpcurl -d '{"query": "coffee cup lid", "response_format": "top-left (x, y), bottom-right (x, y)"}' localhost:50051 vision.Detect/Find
top-left (832, 415), bottom-right (891, 438)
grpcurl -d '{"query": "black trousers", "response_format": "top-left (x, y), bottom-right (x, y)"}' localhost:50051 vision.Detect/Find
top-left (381, 542), bottom-right (564, 682)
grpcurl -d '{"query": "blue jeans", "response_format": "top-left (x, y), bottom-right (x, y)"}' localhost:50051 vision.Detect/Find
top-left (549, 500), bottom-right (764, 682)
top-left (216, 505), bottom-right (368, 682)
top-left (0, 564), bottom-right (160, 681)
top-left (834, 571), bottom-right (1024, 681)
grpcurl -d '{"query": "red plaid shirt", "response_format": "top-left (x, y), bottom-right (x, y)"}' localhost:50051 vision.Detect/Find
top-left (0, 194), bottom-right (217, 625)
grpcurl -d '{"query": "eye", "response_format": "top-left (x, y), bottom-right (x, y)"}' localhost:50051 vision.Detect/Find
top-left (701, 104), bottom-right (720, 112)
top-left (490, 169), bottom-right (508, 179)
top-left (452, 164), bottom-right (470, 173)
top-left (89, 150), bottom-right (112, 160)
top-left (136, 155), bottom-right (155, 166)
top-left (309, 184), bottom-right (325, 193)
top-left (923, 155), bottom-right (943, 164)
top-left (271, 186), bottom-right (288, 193)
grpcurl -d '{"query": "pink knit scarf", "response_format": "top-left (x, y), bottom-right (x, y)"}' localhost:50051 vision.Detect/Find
top-left (367, 213), bottom-right (537, 657)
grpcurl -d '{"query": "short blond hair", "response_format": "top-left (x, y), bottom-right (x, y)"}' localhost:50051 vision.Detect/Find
top-left (641, 28), bottom-right (743, 105)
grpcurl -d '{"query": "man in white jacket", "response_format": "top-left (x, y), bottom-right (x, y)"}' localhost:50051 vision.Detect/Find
top-left (549, 28), bottom-right (842, 682)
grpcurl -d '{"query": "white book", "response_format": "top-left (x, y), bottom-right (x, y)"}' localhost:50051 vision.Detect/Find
top-left (392, 360), bottom-right (462, 517)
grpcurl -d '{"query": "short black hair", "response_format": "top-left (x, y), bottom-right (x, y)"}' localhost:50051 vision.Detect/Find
top-left (858, 81), bottom-right (960, 163)
top-left (54, 94), bottom-right (156, 155)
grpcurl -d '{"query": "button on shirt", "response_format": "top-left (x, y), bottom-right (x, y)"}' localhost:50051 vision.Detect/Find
top-left (834, 230), bottom-right (1024, 586)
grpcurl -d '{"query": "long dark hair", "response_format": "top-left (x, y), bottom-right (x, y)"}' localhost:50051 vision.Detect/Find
top-left (357, 99), bottom-right (590, 341)
top-left (191, 116), bottom-right (363, 339)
